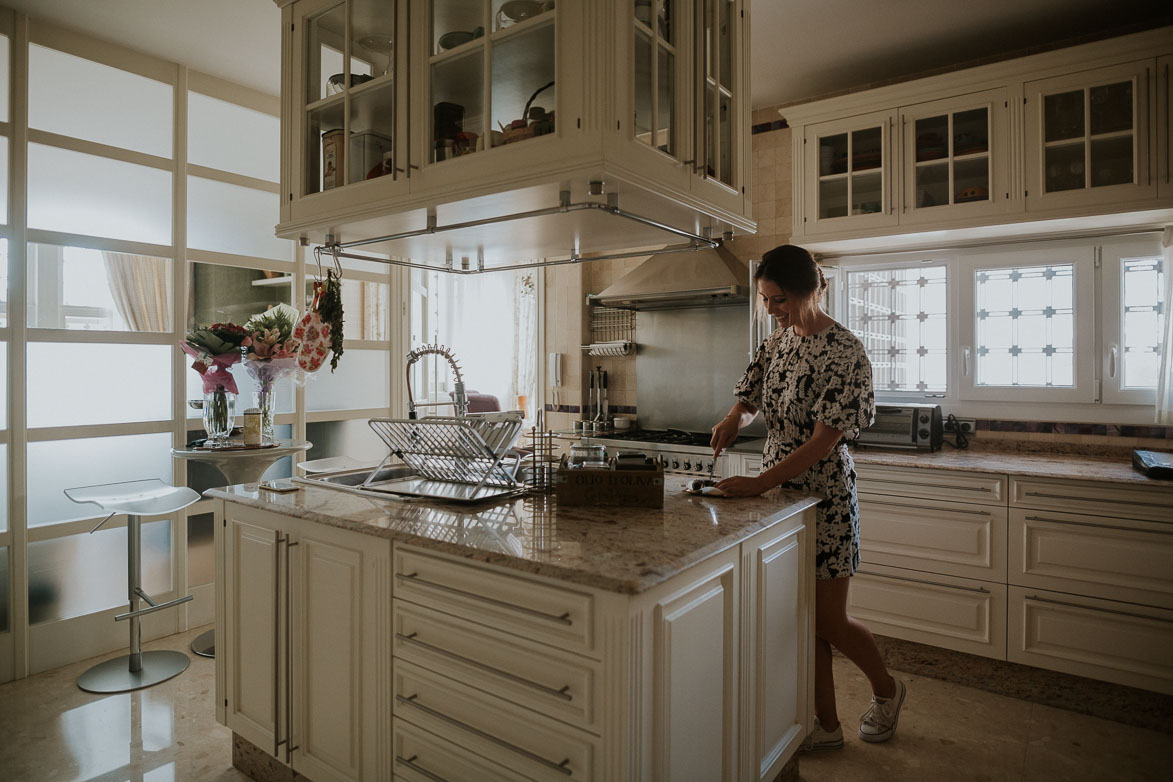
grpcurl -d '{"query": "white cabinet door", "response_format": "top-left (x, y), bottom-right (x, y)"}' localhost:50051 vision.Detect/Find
top-left (648, 549), bottom-right (740, 782)
top-left (289, 523), bottom-right (392, 782)
top-left (1008, 586), bottom-right (1173, 695)
top-left (899, 88), bottom-right (1012, 225)
top-left (740, 511), bottom-right (813, 782)
top-left (1024, 59), bottom-right (1158, 214)
top-left (799, 110), bottom-right (899, 237)
top-left (223, 512), bottom-right (285, 756)
top-left (1160, 55), bottom-right (1173, 199)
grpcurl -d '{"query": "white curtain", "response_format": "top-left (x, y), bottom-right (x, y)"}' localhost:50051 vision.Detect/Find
top-left (512, 272), bottom-right (538, 421)
top-left (101, 251), bottom-right (171, 332)
top-left (1157, 227), bottom-right (1173, 424)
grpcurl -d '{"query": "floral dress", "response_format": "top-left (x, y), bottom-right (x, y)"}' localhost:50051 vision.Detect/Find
top-left (734, 322), bottom-right (875, 579)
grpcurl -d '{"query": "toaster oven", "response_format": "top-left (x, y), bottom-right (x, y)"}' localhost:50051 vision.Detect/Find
top-left (852, 403), bottom-right (943, 451)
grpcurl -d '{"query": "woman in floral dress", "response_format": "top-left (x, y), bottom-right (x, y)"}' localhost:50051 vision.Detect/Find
top-left (711, 244), bottom-right (907, 750)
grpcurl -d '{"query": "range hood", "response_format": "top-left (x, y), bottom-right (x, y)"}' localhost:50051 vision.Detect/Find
top-left (588, 244), bottom-right (750, 310)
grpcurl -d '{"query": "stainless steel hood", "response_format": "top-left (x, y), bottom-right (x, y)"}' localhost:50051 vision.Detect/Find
top-left (587, 243), bottom-right (749, 310)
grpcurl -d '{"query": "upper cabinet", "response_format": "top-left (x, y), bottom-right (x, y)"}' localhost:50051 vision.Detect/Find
top-left (786, 28), bottom-right (1173, 248)
top-left (274, 0), bottom-right (752, 265)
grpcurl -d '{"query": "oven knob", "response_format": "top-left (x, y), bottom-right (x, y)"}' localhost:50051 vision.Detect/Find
top-left (683, 461), bottom-right (692, 471)
top-left (672, 460), bottom-right (681, 470)
top-left (919, 414), bottom-right (930, 423)
top-left (919, 429), bottom-right (930, 439)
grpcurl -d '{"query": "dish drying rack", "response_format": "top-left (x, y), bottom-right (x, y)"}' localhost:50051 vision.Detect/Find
top-left (582, 306), bottom-right (634, 357)
top-left (365, 413), bottom-right (526, 501)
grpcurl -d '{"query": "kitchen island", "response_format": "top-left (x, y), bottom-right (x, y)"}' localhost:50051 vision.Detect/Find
top-left (211, 478), bottom-right (820, 782)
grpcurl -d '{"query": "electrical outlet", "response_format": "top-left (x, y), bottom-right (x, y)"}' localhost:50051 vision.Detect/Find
top-left (944, 417), bottom-right (976, 435)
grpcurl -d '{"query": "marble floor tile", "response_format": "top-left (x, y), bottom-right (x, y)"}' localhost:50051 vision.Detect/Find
top-left (0, 625), bottom-right (247, 782)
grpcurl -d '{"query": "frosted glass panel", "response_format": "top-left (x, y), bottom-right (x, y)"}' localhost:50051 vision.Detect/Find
top-left (0, 446), bottom-right (7, 534)
top-left (0, 238), bottom-right (7, 326)
top-left (342, 279), bottom-right (390, 340)
top-left (29, 44), bottom-right (172, 158)
top-left (0, 547), bottom-right (8, 632)
top-left (27, 433), bottom-right (172, 527)
top-left (0, 35), bottom-right (9, 123)
top-left (28, 343), bottom-right (171, 428)
top-left (28, 144), bottom-right (172, 245)
top-left (28, 520), bottom-right (172, 624)
top-left (187, 176), bottom-right (291, 261)
top-left (306, 348), bottom-right (390, 411)
top-left (0, 342), bottom-right (6, 429)
top-left (188, 92), bottom-right (280, 182)
top-left (0, 136), bottom-right (8, 224)
top-left (27, 243), bottom-right (173, 331)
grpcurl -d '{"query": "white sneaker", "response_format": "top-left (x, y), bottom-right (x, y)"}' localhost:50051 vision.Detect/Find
top-left (799, 717), bottom-right (844, 752)
top-left (858, 678), bottom-right (907, 743)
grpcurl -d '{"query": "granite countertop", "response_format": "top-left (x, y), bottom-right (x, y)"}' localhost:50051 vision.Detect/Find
top-left (847, 445), bottom-right (1169, 487)
top-left (208, 478), bottom-right (821, 595)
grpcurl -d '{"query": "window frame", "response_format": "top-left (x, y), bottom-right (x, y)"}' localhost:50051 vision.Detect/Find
top-left (1100, 234), bottom-right (1163, 406)
top-left (956, 241), bottom-right (1096, 404)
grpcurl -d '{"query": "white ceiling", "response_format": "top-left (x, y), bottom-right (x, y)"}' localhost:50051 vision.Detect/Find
top-left (3, 0), bottom-right (1170, 109)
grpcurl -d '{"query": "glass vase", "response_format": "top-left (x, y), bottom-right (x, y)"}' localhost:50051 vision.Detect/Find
top-left (203, 386), bottom-right (236, 445)
top-left (255, 381), bottom-right (276, 444)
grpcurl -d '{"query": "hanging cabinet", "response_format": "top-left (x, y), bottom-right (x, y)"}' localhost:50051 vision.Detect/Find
top-left (786, 27), bottom-right (1173, 249)
top-left (274, 0), bottom-right (752, 265)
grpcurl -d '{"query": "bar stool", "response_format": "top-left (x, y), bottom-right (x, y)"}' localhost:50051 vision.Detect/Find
top-left (64, 479), bottom-right (201, 693)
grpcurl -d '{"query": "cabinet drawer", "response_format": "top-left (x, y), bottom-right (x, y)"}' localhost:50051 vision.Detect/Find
top-left (394, 717), bottom-right (529, 782)
top-left (394, 545), bottom-right (596, 657)
top-left (859, 493), bottom-right (1007, 581)
top-left (395, 660), bottom-right (596, 782)
top-left (1008, 586), bottom-right (1173, 695)
top-left (849, 564), bottom-right (1006, 659)
top-left (394, 600), bottom-right (600, 732)
top-left (1010, 477), bottom-right (1173, 524)
top-left (856, 465), bottom-right (1006, 506)
top-left (741, 456), bottom-right (763, 476)
top-left (1009, 509), bottom-right (1173, 609)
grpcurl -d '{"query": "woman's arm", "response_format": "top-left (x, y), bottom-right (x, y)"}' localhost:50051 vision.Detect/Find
top-left (716, 421), bottom-right (844, 497)
top-left (711, 401), bottom-right (759, 456)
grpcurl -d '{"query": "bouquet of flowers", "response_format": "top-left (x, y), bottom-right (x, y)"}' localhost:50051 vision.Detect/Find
top-left (181, 322), bottom-right (248, 394)
top-left (241, 304), bottom-right (303, 441)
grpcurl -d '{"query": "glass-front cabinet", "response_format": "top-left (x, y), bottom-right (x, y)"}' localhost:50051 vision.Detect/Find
top-left (1159, 54), bottom-right (1173, 200)
top-left (899, 89), bottom-right (1009, 225)
top-left (1025, 60), bottom-right (1157, 212)
top-left (277, 0), bottom-right (752, 257)
top-left (801, 110), bottom-right (898, 235)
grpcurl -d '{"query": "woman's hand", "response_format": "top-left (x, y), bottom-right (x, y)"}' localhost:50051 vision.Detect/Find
top-left (710, 415), bottom-right (742, 455)
top-left (714, 474), bottom-right (769, 497)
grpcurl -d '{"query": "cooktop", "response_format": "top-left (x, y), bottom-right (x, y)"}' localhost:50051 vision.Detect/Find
top-left (596, 428), bottom-right (756, 448)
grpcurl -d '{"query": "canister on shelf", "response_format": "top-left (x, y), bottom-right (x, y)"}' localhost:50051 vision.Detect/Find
top-left (243, 408), bottom-right (263, 446)
top-left (321, 129), bottom-right (344, 189)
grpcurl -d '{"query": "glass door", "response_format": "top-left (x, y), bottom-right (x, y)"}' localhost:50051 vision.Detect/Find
top-left (1025, 60), bottom-right (1156, 211)
top-left (803, 110), bottom-right (897, 235)
top-left (301, 0), bottom-right (399, 195)
top-left (428, 0), bottom-right (555, 165)
top-left (634, 0), bottom-right (677, 157)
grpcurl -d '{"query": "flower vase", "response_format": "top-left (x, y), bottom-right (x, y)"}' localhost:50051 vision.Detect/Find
top-left (203, 386), bottom-right (236, 445)
top-left (255, 381), bottom-right (276, 444)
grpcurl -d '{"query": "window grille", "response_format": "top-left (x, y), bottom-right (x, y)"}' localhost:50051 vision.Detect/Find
top-left (974, 263), bottom-right (1074, 387)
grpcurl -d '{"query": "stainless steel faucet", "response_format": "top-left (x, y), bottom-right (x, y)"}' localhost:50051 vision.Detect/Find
top-left (405, 343), bottom-right (468, 418)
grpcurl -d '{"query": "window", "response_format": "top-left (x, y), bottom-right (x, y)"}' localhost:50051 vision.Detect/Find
top-left (846, 263), bottom-right (948, 394)
top-left (1102, 235), bottom-right (1165, 404)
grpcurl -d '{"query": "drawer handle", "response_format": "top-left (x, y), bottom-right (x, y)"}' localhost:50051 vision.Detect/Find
top-left (1024, 594), bottom-right (1171, 624)
top-left (396, 754), bottom-right (450, 782)
top-left (867, 479), bottom-right (992, 492)
top-left (396, 693), bottom-right (574, 776)
top-left (1023, 491), bottom-right (1171, 510)
top-left (857, 569), bottom-right (990, 594)
top-left (1024, 516), bottom-right (1173, 536)
top-left (862, 497), bottom-right (992, 516)
top-left (396, 632), bottom-right (574, 701)
top-left (396, 572), bottom-right (574, 626)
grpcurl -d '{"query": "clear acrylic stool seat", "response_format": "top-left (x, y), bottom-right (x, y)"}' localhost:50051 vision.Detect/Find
top-left (64, 479), bottom-right (201, 693)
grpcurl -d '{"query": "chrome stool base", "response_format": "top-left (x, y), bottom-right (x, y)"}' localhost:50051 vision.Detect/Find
top-left (190, 629), bottom-right (215, 658)
top-left (77, 650), bottom-right (190, 693)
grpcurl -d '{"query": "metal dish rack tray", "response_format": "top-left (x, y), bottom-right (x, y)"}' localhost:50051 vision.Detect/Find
top-left (365, 414), bottom-right (526, 502)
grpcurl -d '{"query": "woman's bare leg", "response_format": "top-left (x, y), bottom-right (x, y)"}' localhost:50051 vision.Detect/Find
top-left (814, 635), bottom-right (839, 730)
top-left (816, 577), bottom-right (896, 698)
